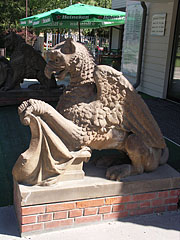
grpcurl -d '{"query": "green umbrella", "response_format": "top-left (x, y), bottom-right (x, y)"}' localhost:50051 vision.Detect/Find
top-left (20, 9), bottom-right (62, 27)
top-left (53, 3), bottom-right (125, 20)
top-left (52, 4), bottom-right (125, 42)
top-left (20, 3), bottom-right (125, 42)
top-left (20, 15), bottom-right (38, 27)
top-left (32, 16), bottom-right (125, 29)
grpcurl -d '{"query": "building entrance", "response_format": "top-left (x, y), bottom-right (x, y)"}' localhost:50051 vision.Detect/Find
top-left (167, 2), bottom-right (180, 103)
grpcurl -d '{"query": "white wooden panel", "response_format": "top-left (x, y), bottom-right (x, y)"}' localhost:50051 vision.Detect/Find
top-left (143, 62), bottom-right (166, 73)
top-left (140, 2), bottom-right (174, 97)
top-left (144, 42), bottom-right (168, 51)
top-left (143, 55), bottom-right (167, 66)
top-left (142, 74), bottom-right (165, 86)
top-left (139, 86), bottom-right (163, 98)
top-left (141, 81), bottom-right (163, 92)
top-left (145, 49), bottom-right (168, 58)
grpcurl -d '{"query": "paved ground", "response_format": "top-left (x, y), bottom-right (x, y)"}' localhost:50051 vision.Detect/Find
top-left (0, 206), bottom-right (179, 240)
top-left (143, 97), bottom-right (180, 145)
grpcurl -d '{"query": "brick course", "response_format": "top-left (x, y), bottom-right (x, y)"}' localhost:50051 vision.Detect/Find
top-left (84, 207), bottom-right (98, 216)
top-left (53, 211), bottom-right (68, 220)
top-left (46, 202), bottom-right (76, 212)
top-left (76, 199), bottom-right (104, 208)
top-left (17, 189), bottom-right (180, 235)
top-left (38, 213), bottom-right (53, 222)
top-left (69, 209), bottom-right (83, 218)
top-left (99, 206), bottom-right (111, 214)
top-left (22, 205), bottom-right (45, 216)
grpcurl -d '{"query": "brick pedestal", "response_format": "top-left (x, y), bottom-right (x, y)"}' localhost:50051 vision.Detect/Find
top-left (14, 163), bottom-right (180, 236)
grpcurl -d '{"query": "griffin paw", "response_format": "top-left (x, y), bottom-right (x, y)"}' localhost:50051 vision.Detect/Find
top-left (19, 99), bottom-right (47, 116)
top-left (72, 147), bottom-right (92, 163)
top-left (106, 164), bottom-right (132, 181)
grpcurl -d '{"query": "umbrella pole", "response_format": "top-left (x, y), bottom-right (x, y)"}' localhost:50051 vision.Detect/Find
top-left (78, 21), bottom-right (81, 43)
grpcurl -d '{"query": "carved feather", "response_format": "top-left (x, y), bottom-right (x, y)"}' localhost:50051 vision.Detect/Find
top-left (94, 65), bottom-right (166, 149)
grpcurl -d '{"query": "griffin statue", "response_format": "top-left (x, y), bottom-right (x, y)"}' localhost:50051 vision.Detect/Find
top-left (0, 56), bottom-right (13, 89)
top-left (1, 32), bottom-right (57, 90)
top-left (12, 38), bottom-right (168, 186)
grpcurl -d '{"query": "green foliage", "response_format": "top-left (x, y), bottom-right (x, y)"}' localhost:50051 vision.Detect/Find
top-left (0, 0), bottom-right (25, 32)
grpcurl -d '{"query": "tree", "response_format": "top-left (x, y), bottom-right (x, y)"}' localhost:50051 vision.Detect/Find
top-left (0, 0), bottom-right (112, 35)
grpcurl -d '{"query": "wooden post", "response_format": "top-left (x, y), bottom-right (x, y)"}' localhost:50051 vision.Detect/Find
top-left (25, 0), bottom-right (28, 43)
top-left (78, 21), bottom-right (81, 43)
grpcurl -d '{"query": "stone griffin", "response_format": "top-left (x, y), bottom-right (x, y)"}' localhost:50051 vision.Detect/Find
top-left (0, 56), bottom-right (13, 90)
top-left (2, 32), bottom-right (56, 91)
top-left (12, 38), bottom-right (168, 186)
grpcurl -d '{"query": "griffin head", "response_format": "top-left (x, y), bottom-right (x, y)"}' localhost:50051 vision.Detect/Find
top-left (44, 38), bottom-right (76, 80)
top-left (4, 32), bottom-right (25, 51)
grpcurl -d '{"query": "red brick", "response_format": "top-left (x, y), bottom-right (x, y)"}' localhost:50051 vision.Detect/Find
top-left (45, 219), bottom-right (73, 229)
top-left (99, 206), bottom-right (111, 214)
top-left (152, 199), bottom-right (164, 207)
top-left (105, 196), bottom-right (131, 205)
top-left (21, 223), bottom-right (43, 233)
top-left (158, 191), bottom-right (169, 198)
top-left (75, 215), bottom-right (101, 224)
top-left (164, 197), bottom-right (178, 204)
top-left (140, 201), bottom-right (151, 208)
top-left (46, 202), bottom-right (75, 212)
top-left (22, 206), bottom-right (45, 216)
top-left (38, 213), bottom-right (53, 222)
top-left (84, 207), bottom-right (98, 216)
top-left (129, 208), bottom-right (153, 216)
top-left (22, 215), bottom-right (37, 225)
top-left (132, 193), bottom-right (156, 202)
top-left (69, 209), bottom-right (83, 218)
top-left (167, 205), bottom-right (178, 211)
top-left (154, 206), bottom-right (166, 213)
top-left (76, 199), bottom-right (104, 208)
top-left (103, 211), bottom-right (128, 220)
top-left (112, 204), bottom-right (125, 212)
top-left (169, 190), bottom-right (178, 197)
top-left (53, 211), bottom-right (68, 220)
top-left (126, 203), bottom-right (139, 210)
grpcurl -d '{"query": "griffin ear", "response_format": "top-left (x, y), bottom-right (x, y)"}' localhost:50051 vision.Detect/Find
top-left (62, 38), bottom-right (76, 54)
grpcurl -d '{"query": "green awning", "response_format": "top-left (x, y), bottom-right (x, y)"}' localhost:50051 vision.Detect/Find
top-left (53, 3), bottom-right (126, 20)
top-left (20, 9), bottom-right (61, 27)
top-left (19, 3), bottom-right (125, 29)
top-left (20, 15), bottom-right (38, 26)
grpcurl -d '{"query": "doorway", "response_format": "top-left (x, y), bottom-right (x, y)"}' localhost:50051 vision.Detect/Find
top-left (167, 2), bottom-right (180, 103)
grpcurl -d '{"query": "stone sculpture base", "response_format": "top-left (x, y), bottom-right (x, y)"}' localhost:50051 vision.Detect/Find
top-left (14, 162), bottom-right (180, 236)
top-left (56, 160), bottom-right (85, 182)
top-left (0, 87), bottom-right (63, 106)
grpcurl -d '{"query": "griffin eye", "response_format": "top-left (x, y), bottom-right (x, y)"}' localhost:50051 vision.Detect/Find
top-left (55, 58), bottom-right (59, 63)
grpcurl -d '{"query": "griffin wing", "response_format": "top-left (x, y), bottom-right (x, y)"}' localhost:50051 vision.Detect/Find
top-left (94, 65), bottom-right (166, 149)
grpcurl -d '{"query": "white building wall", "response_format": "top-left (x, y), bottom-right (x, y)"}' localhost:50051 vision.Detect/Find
top-left (139, 2), bottom-right (174, 97)
top-left (111, 28), bottom-right (120, 49)
top-left (112, 0), bottom-right (126, 9)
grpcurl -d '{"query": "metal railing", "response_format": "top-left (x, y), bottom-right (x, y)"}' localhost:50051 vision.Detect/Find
top-left (45, 33), bottom-right (109, 57)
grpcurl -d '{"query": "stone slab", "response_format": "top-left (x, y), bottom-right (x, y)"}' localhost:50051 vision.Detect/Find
top-left (15, 163), bottom-right (180, 206)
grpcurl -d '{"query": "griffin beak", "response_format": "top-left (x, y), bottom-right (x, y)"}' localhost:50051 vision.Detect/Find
top-left (44, 64), bottom-right (56, 79)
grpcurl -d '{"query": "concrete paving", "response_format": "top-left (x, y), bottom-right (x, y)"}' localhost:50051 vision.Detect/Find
top-left (0, 206), bottom-right (179, 240)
